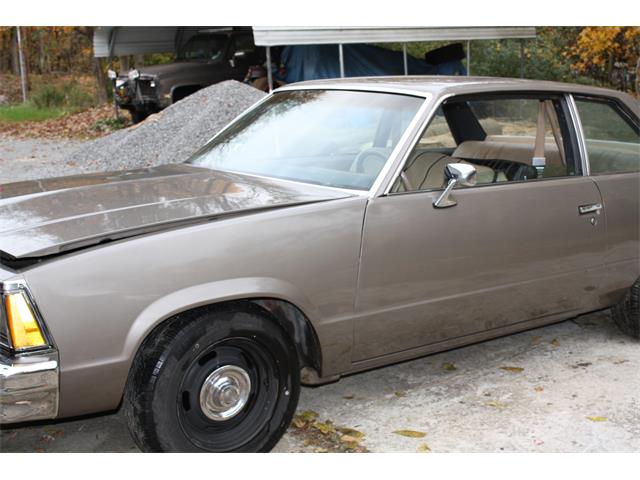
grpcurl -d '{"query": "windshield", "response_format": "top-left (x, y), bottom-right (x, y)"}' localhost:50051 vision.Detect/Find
top-left (187, 90), bottom-right (423, 190)
top-left (178, 35), bottom-right (227, 61)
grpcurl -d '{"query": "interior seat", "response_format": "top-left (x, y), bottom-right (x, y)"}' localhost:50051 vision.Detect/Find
top-left (454, 137), bottom-right (566, 178)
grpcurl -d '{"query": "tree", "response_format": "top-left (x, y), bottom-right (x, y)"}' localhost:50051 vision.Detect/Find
top-left (570, 27), bottom-right (640, 90)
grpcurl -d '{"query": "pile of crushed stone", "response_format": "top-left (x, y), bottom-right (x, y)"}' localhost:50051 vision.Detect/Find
top-left (67, 80), bottom-right (266, 173)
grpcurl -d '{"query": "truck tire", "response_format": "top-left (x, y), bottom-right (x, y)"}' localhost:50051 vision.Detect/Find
top-left (130, 109), bottom-right (149, 124)
top-left (123, 303), bottom-right (300, 452)
top-left (612, 278), bottom-right (640, 339)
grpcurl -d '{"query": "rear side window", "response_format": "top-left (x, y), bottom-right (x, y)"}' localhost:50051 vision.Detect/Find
top-left (575, 98), bottom-right (640, 174)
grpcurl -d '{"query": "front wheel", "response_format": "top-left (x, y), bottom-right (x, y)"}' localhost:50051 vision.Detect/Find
top-left (124, 304), bottom-right (300, 452)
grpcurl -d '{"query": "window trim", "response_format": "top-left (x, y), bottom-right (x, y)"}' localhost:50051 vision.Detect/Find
top-left (384, 91), bottom-right (584, 197)
top-left (571, 94), bottom-right (640, 177)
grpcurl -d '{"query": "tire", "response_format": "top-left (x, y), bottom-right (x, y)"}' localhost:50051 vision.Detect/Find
top-left (124, 304), bottom-right (300, 452)
top-left (130, 109), bottom-right (149, 124)
top-left (612, 278), bottom-right (640, 339)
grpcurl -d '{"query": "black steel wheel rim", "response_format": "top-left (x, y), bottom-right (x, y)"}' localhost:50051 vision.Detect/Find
top-left (176, 337), bottom-right (280, 451)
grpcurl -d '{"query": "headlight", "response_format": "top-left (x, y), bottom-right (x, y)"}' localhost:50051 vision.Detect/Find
top-left (1, 282), bottom-right (49, 351)
top-left (107, 69), bottom-right (117, 80)
top-left (128, 69), bottom-right (140, 80)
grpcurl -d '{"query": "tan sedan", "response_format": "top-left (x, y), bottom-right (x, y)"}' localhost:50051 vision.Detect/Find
top-left (0, 77), bottom-right (638, 452)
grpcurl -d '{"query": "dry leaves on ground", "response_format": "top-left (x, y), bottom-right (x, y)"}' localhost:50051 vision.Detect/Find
top-left (442, 362), bottom-right (457, 372)
top-left (0, 104), bottom-right (128, 140)
top-left (500, 366), bottom-right (524, 373)
top-left (417, 443), bottom-right (432, 452)
top-left (586, 416), bottom-right (608, 422)
top-left (290, 410), bottom-right (368, 453)
top-left (393, 430), bottom-right (426, 438)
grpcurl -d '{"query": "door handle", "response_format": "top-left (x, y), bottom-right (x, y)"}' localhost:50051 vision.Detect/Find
top-left (578, 203), bottom-right (602, 215)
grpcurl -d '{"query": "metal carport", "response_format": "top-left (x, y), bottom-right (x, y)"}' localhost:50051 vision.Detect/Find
top-left (93, 26), bottom-right (229, 58)
top-left (94, 26), bottom-right (537, 91)
top-left (253, 27), bottom-right (537, 90)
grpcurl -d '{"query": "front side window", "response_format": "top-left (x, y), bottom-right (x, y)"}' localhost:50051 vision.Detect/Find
top-left (575, 97), bottom-right (640, 174)
top-left (187, 90), bottom-right (423, 190)
top-left (179, 35), bottom-right (227, 61)
top-left (393, 94), bottom-right (577, 193)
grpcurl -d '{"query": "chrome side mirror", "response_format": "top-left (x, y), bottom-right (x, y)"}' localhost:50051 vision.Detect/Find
top-left (433, 163), bottom-right (477, 208)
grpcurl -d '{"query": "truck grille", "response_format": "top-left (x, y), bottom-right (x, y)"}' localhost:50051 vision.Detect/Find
top-left (137, 79), bottom-right (157, 98)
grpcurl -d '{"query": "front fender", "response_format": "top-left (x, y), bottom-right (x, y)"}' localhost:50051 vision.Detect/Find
top-left (122, 276), bottom-right (321, 365)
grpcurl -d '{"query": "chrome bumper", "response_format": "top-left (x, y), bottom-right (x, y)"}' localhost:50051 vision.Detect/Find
top-left (0, 350), bottom-right (59, 424)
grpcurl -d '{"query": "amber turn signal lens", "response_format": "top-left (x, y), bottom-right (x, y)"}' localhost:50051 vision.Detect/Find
top-left (5, 292), bottom-right (46, 349)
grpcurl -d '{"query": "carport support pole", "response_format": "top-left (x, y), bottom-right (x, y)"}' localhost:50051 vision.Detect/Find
top-left (403, 43), bottom-right (408, 75)
top-left (520, 40), bottom-right (525, 78)
top-left (266, 46), bottom-right (273, 92)
top-left (466, 40), bottom-right (471, 76)
top-left (338, 44), bottom-right (345, 78)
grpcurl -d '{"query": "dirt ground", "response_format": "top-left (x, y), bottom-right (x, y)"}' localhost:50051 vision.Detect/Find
top-left (0, 139), bottom-right (638, 453)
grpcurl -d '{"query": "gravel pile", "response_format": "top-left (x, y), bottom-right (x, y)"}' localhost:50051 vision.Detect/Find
top-left (67, 80), bottom-right (266, 173)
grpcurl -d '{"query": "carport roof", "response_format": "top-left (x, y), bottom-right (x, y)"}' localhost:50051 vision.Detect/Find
top-left (93, 26), bottom-right (232, 58)
top-left (252, 26), bottom-right (537, 46)
top-left (94, 26), bottom-right (537, 57)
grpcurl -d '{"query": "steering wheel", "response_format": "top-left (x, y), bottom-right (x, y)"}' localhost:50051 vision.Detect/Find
top-left (351, 148), bottom-right (390, 175)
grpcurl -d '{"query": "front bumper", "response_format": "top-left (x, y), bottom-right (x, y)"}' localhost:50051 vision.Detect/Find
top-left (0, 350), bottom-right (59, 424)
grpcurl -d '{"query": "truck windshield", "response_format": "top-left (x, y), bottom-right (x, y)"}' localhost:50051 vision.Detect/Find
top-left (186, 90), bottom-right (423, 190)
top-left (178, 35), bottom-right (227, 61)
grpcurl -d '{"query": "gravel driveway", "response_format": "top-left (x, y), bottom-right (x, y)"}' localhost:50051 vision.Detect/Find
top-left (0, 138), bottom-right (638, 453)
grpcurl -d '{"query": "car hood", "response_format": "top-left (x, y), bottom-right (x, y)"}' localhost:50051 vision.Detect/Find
top-left (0, 164), bottom-right (353, 259)
top-left (127, 61), bottom-right (204, 79)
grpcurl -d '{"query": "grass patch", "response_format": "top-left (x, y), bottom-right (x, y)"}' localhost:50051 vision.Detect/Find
top-left (0, 104), bottom-right (65, 123)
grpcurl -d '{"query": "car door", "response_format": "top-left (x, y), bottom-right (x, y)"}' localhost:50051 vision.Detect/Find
top-left (353, 93), bottom-right (607, 361)
top-left (573, 95), bottom-right (640, 298)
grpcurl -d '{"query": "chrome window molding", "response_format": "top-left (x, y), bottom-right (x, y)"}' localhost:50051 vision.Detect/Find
top-left (566, 93), bottom-right (591, 177)
top-left (369, 94), bottom-right (433, 198)
top-left (1, 279), bottom-right (56, 355)
top-left (276, 83), bottom-right (431, 99)
top-left (380, 93), bottom-right (454, 196)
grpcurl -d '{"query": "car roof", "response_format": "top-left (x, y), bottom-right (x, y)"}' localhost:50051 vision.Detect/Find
top-left (278, 76), bottom-right (637, 107)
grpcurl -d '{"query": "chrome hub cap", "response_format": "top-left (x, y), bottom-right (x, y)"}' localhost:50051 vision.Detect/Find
top-left (199, 365), bottom-right (251, 421)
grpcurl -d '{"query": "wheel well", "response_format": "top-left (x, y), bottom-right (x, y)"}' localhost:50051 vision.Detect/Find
top-left (171, 85), bottom-right (202, 103)
top-left (137, 298), bottom-right (323, 377)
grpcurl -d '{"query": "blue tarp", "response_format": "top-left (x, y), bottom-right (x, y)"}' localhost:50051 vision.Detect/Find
top-left (279, 44), bottom-right (466, 83)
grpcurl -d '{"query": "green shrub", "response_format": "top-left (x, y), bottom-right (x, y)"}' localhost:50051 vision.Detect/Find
top-left (30, 83), bottom-right (95, 111)
top-left (30, 84), bottom-right (66, 109)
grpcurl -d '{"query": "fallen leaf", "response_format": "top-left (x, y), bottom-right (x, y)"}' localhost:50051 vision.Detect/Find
top-left (551, 339), bottom-right (560, 347)
top-left (613, 359), bottom-right (628, 365)
top-left (534, 386), bottom-right (544, 392)
top-left (442, 362), bottom-right (457, 371)
top-left (292, 410), bottom-right (320, 429)
top-left (572, 362), bottom-right (592, 368)
top-left (343, 395), bottom-right (355, 400)
top-left (339, 428), bottom-right (365, 440)
top-left (394, 391), bottom-right (407, 397)
top-left (417, 443), bottom-right (432, 452)
top-left (315, 447), bottom-right (329, 453)
top-left (340, 435), bottom-right (360, 444)
top-left (587, 416), bottom-right (608, 422)
top-left (486, 400), bottom-right (508, 409)
top-left (531, 336), bottom-right (542, 345)
top-left (312, 421), bottom-right (335, 435)
top-left (500, 366), bottom-right (524, 373)
top-left (393, 429), bottom-right (426, 438)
